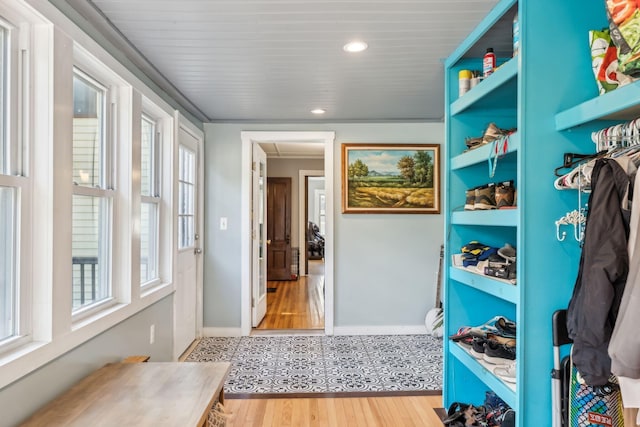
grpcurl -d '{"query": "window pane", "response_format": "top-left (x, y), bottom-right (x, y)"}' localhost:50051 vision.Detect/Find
top-left (73, 74), bottom-right (104, 188)
top-left (72, 195), bottom-right (110, 310)
top-left (140, 202), bottom-right (158, 284)
top-left (141, 116), bottom-right (154, 197)
top-left (0, 27), bottom-right (7, 175)
top-left (178, 146), bottom-right (195, 249)
top-left (0, 187), bottom-right (16, 341)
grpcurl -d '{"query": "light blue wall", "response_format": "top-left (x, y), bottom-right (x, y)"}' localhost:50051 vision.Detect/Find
top-left (1, 297), bottom-right (174, 427)
top-left (204, 122), bottom-right (445, 329)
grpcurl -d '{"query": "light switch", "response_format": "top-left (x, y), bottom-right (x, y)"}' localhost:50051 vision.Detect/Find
top-left (220, 217), bottom-right (228, 230)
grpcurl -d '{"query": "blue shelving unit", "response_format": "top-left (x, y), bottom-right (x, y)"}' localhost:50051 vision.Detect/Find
top-left (443, 1), bottom-right (609, 425)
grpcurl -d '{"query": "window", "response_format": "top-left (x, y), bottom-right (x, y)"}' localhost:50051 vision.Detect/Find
top-left (178, 145), bottom-right (195, 249)
top-left (71, 69), bottom-right (113, 312)
top-left (0, 187), bottom-right (16, 342)
top-left (140, 115), bottom-right (160, 285)
top-left (0, 17), bottom-right (30, 347)
top-left (0, 26), bottom-right (6, 170)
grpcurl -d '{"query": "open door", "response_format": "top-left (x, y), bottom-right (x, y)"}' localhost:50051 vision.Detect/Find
top-left (252, 144), bottom-right (268, 327)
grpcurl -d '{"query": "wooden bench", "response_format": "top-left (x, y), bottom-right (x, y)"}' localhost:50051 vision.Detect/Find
top-left (20, 362), bottom-right (231, 426)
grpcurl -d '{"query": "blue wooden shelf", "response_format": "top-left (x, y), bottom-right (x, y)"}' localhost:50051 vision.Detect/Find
top-left (450, 342), bottom-right (517, 408)
top-left (451, 131), bottom-right (520, 171)
top-left (449, 267), bottom-right (518, 304)
top-left (450, 59), bottom-right (518, 116)
top-left (451, 209), bottom-right (518, 226)
top-left (555, 79), bottom-right (640, 130)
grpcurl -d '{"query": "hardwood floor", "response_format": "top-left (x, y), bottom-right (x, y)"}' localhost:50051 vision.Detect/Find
top-left (224, 395), bottom-right (444, 427)
top-left (256, 260), bottom-right (325, 330)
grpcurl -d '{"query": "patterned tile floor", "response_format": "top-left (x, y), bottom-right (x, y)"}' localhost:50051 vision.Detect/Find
top-left (185, 334), bottom-right (443, 394)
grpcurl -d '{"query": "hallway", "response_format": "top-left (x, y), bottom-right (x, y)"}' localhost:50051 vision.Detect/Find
top-left (256, 260), bottom-right (325, 330)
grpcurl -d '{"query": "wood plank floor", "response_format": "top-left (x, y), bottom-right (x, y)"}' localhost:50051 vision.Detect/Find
top-left (224, 395), bottom-right (444, 427)
top-left (256, 260), bottom-right (325, 330)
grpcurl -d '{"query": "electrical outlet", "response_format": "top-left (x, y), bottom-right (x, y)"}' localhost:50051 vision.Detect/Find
top-left (149, 324), bottom-right (155, 345)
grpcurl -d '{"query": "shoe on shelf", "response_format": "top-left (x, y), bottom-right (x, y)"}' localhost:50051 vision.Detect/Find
top-left (495, 181), bottom-right (515, 209)
top-left (486, 333), bottom-right (516, 347)
top-left (497, 244), bottom-right (516, 263)
top-left (470, 336), bottom-right (486, 359)
top-left (483, 340), bottom-right (516, 364)
top-left (448, 315), bottom-right (508, 343)
top-left (464, 188), bottom-right (476, 210)
top-left (495, 316), bottom-right (517, 338)
top-left (474, 184), bottom-right (496, 210)
top-left (493, 361), bottom-right (517, 384)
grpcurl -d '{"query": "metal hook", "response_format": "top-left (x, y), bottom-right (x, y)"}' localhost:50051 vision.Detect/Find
top-left (556, 222), bottom-right (566, 242)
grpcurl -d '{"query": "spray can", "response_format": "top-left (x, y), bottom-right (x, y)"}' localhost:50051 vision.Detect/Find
top-left (459, 70), bottom-right (472, 97)
top-left (483, 48), bottom-right (496, 77)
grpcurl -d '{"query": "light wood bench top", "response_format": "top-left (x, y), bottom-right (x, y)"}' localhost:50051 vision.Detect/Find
top-left (20, 362), bottom-right (231, 427)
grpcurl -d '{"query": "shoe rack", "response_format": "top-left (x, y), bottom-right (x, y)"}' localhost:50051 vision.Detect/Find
top-left (442, 0), bottom-right (608, 425)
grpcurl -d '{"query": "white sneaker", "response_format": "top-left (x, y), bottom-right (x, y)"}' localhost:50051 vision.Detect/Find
top-left (493, 361), bottom-right (516, 383)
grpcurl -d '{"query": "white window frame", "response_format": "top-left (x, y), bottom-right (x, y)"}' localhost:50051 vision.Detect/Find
top-left (140, 112), bottom-right (161, 288)
top-left (70, 51), bottom-right (122, 321)
top-left (0, 11), bottom-right (33, 354)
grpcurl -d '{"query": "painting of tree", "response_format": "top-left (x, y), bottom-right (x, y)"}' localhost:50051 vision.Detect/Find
top-left (341, 143), bottom-right (440, 214)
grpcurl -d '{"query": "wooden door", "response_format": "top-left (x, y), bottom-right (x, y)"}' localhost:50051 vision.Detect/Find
top-left (267, 177), bottom-right (292, 280)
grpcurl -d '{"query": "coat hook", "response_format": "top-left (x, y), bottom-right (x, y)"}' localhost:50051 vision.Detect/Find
top-left (556, 222), bottom-right (567, 242)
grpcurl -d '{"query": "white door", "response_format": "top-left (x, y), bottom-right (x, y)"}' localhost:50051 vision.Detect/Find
top-left (252, 144), bottom-right (268, 327)
top-left (174, 127), bottom-right (201, 357)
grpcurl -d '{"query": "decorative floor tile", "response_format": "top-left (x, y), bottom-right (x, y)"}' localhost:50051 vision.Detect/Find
top-left (186, 334), bottom-right (443, 394)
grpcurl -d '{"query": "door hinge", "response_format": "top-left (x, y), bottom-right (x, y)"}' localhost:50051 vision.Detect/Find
top-left (251, 297), bottom-right (255, 308)
top-left (252, 161), bottom-right (256, 171)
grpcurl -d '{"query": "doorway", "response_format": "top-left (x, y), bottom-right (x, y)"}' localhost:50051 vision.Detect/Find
top-left (240, 131), bottom-right (335, 336)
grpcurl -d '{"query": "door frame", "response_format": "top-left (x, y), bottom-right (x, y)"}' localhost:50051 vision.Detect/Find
top-left (172, 113), bottom-right (204, 359)
top-left (298, 170), bottom-right (324, 276)
top-left (240, 131), bottom-right (335, 336)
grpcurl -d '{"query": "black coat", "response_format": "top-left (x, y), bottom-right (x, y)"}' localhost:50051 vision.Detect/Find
top-left (567, 158), bottom-right (633, 386)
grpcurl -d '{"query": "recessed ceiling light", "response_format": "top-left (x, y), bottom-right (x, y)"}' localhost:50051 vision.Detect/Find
top-left (343, 41), bottom-right (368, 53)
top-left (311, 108), bottom-right (326, 115)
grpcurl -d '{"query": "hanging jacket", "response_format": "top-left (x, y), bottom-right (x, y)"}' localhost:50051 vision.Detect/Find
top-left (610, 161), bottom-right (640, 379)
top-left (567, 157), bottom-right (634, 386)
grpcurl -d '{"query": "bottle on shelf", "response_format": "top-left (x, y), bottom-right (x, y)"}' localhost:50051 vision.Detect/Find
top-left (459, 69), bottom-right (472, 96)
top-left (483, 48), bottom-right (496, 77)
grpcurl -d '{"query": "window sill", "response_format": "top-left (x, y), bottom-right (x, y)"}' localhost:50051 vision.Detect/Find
top-left (0, 282), bottom-right (174, 390)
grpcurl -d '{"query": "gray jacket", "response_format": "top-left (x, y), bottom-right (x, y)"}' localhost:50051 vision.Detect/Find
top-left (610, 161), bottom-right (640, 379)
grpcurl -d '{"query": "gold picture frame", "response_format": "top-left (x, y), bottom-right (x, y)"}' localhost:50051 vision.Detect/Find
top-left (341, 143), bottom-right (440, 214)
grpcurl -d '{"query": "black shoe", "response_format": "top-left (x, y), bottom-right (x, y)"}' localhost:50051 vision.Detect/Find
top-left (470, 337), bottom-right (486, 359)
top-left (483, 340), bottom-right (516, 364)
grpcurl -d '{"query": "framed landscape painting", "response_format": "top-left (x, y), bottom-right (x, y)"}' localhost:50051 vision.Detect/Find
top-left (341, 143), bottom-right (440, 214)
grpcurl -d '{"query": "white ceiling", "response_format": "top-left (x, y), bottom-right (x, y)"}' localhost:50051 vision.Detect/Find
top-left (61, 0), bottom-right (505, 122)
top-left (260, 142), bottom-right (324, 159)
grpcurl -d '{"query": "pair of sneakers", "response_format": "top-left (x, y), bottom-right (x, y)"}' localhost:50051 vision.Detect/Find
top-left (464, 181), bottom-right (516, 210)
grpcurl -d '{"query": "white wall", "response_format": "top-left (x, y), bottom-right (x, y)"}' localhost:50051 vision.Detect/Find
top-left (204, 122), bottom-right (444, 331)
top-left (2, 297), bottom-right (173, 426)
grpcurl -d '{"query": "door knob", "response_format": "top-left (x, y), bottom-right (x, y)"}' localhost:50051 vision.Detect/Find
top-left (194, 248), bottom-right (202, 254)
top-left (267, 239), bottom-right (272, 245)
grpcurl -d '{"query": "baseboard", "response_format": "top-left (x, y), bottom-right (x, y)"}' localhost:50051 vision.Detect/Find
top-left (202, 327), bottom-right (243, 337)
top-left (332, 325), bottom-right (427, 336)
